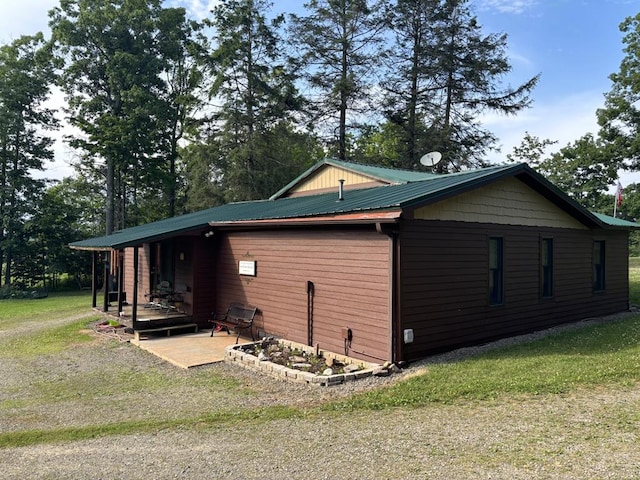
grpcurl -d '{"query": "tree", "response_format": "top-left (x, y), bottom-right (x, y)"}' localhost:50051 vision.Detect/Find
top-left (534, 134), bottom-right (618, 211)
top-left (180, 141), bottom-right (227, 212)
top-left (29, 180), bottom-right (95, 289)
top-left (154, 8), bottom-right (206, 217)
top-left (350, 121), bottom-right (405, 167)
top-left (506, 131), bottom-right (557, 166)
top-left (597, 13), bottom-right (640, 171)
top-left (0, 34), bottom-right (57, 290)
top-left (289, 0), bottom-right (387, 160)
top-left (206, 0), bottom-right (309, 201)
top-left (383, 0), bottom-right (539, 172)
top-left (50, 0), bottom-right (202, 233)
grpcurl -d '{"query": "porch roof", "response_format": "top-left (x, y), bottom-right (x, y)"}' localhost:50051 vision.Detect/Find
top-left (69, 162), bottom-right (637, 251)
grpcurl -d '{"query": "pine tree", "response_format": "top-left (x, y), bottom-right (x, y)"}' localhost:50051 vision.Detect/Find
top-left (0, 34), bottom-right (57, 289)
top-left (206, 0), bottom-right (309, 201)
top-left (383, 0), bottom-right (539, 171)
top-left (289, 0), bottom-right (387, 160)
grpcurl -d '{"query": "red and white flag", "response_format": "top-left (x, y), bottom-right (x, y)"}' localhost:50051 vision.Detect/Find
top-left (616, 181), bottom-right (623, 206)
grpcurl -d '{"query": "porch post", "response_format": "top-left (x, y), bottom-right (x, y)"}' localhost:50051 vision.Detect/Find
top-left (132, 246), bottom-right (139, 329)
top-left (91, 251), bottom-right (98, 308)
top-left (103, 251), bottom-right (109, 312)
top-left (117, 250), bottom-right (125, 314)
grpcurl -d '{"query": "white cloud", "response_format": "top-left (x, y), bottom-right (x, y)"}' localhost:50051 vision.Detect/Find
top-left (167, 0), bottom-right (220, 20)
top-left (478, 0), bottom-right (539, 15)
top-left (482, 89), bottom-right (605, 162)
top-left (482, 89), bottom-right (640, 189)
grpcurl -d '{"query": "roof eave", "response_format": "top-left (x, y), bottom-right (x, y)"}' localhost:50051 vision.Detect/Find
top-left (209, 209), bottom-right (402, 228)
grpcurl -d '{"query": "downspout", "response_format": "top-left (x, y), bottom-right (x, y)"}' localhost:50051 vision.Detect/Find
top-left (307, 280), bottom-right (315, 346)
top-left (376, 222), bottom-right (402, 363)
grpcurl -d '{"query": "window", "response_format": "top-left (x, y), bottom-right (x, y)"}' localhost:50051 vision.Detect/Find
top-left (489, 237), bottom-right (504, 305)
top-left (541, 238), bottom-right (553, 298)
top-left (593, 240), bottom-right (605, 292)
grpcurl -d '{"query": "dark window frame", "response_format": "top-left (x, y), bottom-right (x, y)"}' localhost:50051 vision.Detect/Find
top-left (593, 240), bottom-right (606, 293)
top-left (489, 236), bottom-right (504, 305)
top-left (541, 237), bottom-right (554, 299)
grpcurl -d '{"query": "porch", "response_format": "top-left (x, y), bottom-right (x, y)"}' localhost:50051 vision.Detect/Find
top-left (114, 303), bottom-right (194, 328)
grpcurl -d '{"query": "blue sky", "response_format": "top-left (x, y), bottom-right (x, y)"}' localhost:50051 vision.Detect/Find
top-left (1, 0), bottom-right (639, 186)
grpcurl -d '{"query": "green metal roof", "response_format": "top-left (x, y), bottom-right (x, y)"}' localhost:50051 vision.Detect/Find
top-left (591, 212), bottom-right (640, 228)
top-left (269, 158), bottom-right (440, 199)
top-left (69, 162), bottom-right (638, 251)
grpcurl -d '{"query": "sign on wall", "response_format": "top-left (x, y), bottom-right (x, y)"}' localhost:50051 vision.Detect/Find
top-left (238, 260), bottom-right (257, 276)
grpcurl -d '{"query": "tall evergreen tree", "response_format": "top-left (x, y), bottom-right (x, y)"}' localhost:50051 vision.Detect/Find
top-left (0, 34), bottom-right (57, 289)
top-left (206, 0), bottom-right (308, 201)
top-left (289, 0), bottom-right (387, 160)
top-left (383, 0), bottom-right (538, 171)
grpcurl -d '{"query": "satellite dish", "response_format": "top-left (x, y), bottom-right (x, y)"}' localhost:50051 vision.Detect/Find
top-left (419, 151), bottom-right (442, 167)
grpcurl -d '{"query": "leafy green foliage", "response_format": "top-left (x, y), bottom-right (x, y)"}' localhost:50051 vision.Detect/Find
top-left (203, 0), bottom-right (315, 201)
top-left (598, 13), bottom-right (640, 170)
top-left (0, 34), bottom-right (57, 289)
top-left (534, 134), bottom-right (619, 211)
top-left (50, 0), bottom-right (204, 231)
top-left (506, 131), bottom-right (558, 165)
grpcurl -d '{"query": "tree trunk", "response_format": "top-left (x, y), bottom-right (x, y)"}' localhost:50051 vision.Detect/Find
top-left (106, 157), bottom-right (115, 235)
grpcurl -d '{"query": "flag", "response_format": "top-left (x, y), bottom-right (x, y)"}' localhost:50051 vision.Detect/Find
top-left (616, 181), bottom-right (623, 206)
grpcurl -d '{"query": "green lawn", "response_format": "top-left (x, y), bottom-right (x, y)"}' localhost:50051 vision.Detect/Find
top-left (0, 291), bottom-right (94, 329)
top-left (630, 257), bottom-right (640, 305)
top-left (2, 269), bottom-right (640, 448)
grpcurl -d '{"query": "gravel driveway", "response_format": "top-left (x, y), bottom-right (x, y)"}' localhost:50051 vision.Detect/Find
top-left (1, 312), bottom-right (639, 479)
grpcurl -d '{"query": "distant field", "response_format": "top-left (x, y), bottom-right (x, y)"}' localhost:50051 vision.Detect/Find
top-left (630, 257), bottom-right (640, 305)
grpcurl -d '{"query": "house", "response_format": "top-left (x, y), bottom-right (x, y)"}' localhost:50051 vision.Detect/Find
top-left (70, 159), bottom-right (637, 363)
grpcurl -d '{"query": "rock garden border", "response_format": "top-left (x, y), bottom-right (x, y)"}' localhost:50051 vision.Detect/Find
top-left (225, 338), bottom-right (395, 386)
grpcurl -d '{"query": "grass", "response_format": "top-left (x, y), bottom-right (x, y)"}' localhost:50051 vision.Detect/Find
top-left (3, 265), bottom-right (640, 448)
top-left (0, 318), bottom-right (98, 358)
top-left (329, 316), bottom-right (640, 410)
top-left (630, 257), bottom-right (640, 304)
top-left (0, 406), bottom-right (303, 449)
top-left (0, 291), bottom-right (94, 329)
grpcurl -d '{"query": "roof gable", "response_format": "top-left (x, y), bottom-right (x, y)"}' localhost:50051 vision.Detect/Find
top-left (269, 158), bottom-right (439, 199)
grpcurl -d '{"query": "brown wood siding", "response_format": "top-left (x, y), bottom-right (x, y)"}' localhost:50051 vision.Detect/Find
top-left (124, 246), bottom-right (151, 304)
top-left (400, 220), bottom-right (629, 360)
top-left (215, 227), bottom-right (391, 362)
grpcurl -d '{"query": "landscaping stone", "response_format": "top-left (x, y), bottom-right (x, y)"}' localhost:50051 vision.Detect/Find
top-left (225, 339), bottom-right (384, 386)
top-left (292, 363), bottom-right (312, 369)
top-left (344, 363), bottom-right (360, 373)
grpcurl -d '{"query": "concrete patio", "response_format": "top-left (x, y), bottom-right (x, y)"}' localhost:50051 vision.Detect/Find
top-left (131, 329), bottom-right (253, 369)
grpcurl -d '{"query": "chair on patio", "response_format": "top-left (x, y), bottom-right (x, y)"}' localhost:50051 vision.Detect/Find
top-left (144, 281), bottom-right (171, 310)
top-left (164, 283), bottom-right (187, 314)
